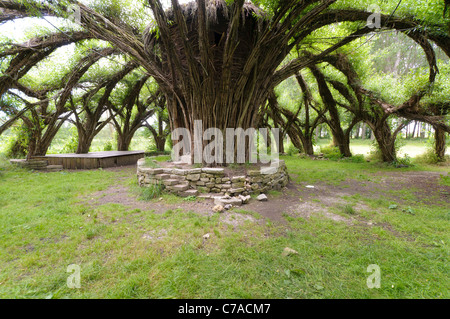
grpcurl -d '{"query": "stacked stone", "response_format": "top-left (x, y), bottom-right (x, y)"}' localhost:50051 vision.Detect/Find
top-left (10, 159), bottom-right (49, 170)
top-left (247, 162), bottom-right (289, 193)
top-left (189, 168), bottom-right (227, 194)
top-left (137, 158), bottom-right (289, 197)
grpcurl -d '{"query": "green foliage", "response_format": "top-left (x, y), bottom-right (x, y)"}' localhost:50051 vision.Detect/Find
top-left (402, 206), bottom-right (416, 215)
top-left (392, 154), bottom-right (413, 168)
top-left (103, 140), bottom-right (114, 151)
top-left (89, 0), bottom-right (153, 32)
top-left (61, 127), bottom-right (78, 154)
top-left (3, 124), bottom-right (29, 159)
top-left (440, 174), bottom-right (450, 186)
top-left (415, 147), bottom-right (442, 164)
top-left (143, 157), bottom-right (160, 168)
top-left (367, 140), bottom-right (384, 162)
top-left (286, 143), bottom-right (301, 156)
top-left (140, 182), bottom-right (164, 201)
top-left (340, 204), bottom-right (356, 215)
top-left (320, 145), bottom-right (343, 160)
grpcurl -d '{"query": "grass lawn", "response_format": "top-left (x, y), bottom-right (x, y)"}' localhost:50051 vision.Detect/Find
top-left (0, 154), bottom-right (448, 299)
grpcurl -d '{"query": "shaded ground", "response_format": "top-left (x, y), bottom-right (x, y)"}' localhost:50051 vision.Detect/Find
top-left (79, 165), bottom-right (449, 227)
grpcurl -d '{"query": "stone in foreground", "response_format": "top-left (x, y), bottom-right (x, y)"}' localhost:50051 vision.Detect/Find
top-left (214, 196), bottom-right (243, 207)
top-left (239, 195), bottom-right (251, 204)
top-left (213, 205), bottom-right (225, 213)
top-left (256, 194), bottom-right (268, 201)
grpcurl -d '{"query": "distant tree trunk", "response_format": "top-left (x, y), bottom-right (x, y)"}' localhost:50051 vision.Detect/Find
top-left (145, 112), bottom-right (169, 153)
top-left (116, 125), bottom-right (142, 151)
top-left (420, 122), bottom-right (425, 139)
top-left (303, 135), bottom-right (315, 155)
top-left (411, 121), bottom-right (418, 138)
top-left (434, 125), bottom-right (447, 162)
top-left (354, 123), bottom-right (361, 139)
top-left (76, 131), bottom-right (94, 154)
top-left (117, 133), bottom-right (133, 151)
top-left (155, 136), bottom-right (166, 152)
top-left (361, 123), bottom-right (367, 140)
top-left (277, 132), bottom-right (285, 154)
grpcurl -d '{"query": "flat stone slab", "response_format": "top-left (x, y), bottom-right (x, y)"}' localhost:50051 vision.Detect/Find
top-left (154, 174), bottom-right (171, 180)
top-left (171, 184), bottom-right (190, 192)
top-left (260, 166), bottom-right (278, 175)
top-left (179, 189), bottom-right (199, 197)
top-left (138, 167), bottom-right (164, 174)
top-left (198, 193), bottom-right (224, 199)
top-left (202, 168), bottom-right (225, 175)
top-left (186, 174), bottom-right (201, 181)
top-left (213, 196), bottom-right (243, 207)
top-left (172, 169), bottom-right (188, 175)
top-left (229, 188), bottom-right (245, 194)
top-left (163, 179), bottom-right (180, 186)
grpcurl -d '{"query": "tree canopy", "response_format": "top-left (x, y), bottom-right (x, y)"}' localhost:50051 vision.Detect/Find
top-left (0, 0), bottom-right (449, 163)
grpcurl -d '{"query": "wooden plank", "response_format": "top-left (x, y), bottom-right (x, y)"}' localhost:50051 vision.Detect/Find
top-left (31, 151), bottom-right (145, 169)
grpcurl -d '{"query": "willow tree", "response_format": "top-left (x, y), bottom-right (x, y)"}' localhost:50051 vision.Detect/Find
top-left (2, 0), bottom-right (449, 163)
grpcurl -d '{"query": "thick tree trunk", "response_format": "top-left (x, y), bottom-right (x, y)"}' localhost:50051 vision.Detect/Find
top-left (434, 125), bottom-right (447, 162)
top-left (309, 65), bottom-right (352, 158)
top-left (330, 127), bottom-right (352, 157)
top-left (25, 124), bottom-right (58, 159)
top-left (117, 127), bottom-right (141, 151)
top-left (303, 135), bottom-right (315, 155)
top-left (117, 134), bottom-right (132, 151)
top-left (371, 122), bottom-right (397, 162)
top-left (76, 132), bottom-right (94, 154)
top-left (155, 136), bottom-right (166, 152)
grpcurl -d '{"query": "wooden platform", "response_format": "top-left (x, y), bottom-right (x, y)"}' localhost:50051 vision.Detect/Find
top-left (32, 151), bottom-right (145, 170)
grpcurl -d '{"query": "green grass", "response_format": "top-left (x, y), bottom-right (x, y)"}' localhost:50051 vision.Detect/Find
top-left (314, 138), bottom-right (449, 159)
top-left (0, 155), bottom-right (448, 299)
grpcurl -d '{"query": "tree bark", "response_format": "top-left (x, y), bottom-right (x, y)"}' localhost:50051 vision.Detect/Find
top-left (434, 125), bottom-right (447, 162)
top-left (117, 133), bottom-right (133, 151)
top-left (76, 131), bottom-right (94, 154)
top-left (366, 119), bottom-right (407, 162)
top-left (309, 64), bottom-right (352, 157)
top-left (372, 123), bottom-right (397, 162)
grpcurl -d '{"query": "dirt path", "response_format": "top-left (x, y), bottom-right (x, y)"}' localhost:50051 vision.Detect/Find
top-left (79, 165), bottom-right (450, 226)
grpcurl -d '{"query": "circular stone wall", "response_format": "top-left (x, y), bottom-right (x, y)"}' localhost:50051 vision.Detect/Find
top-left (137, 158), bottom-right (289, 198)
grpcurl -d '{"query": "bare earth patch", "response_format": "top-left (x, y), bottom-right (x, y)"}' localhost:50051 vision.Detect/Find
top-left (78, 165), bottom-right (449, 230)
